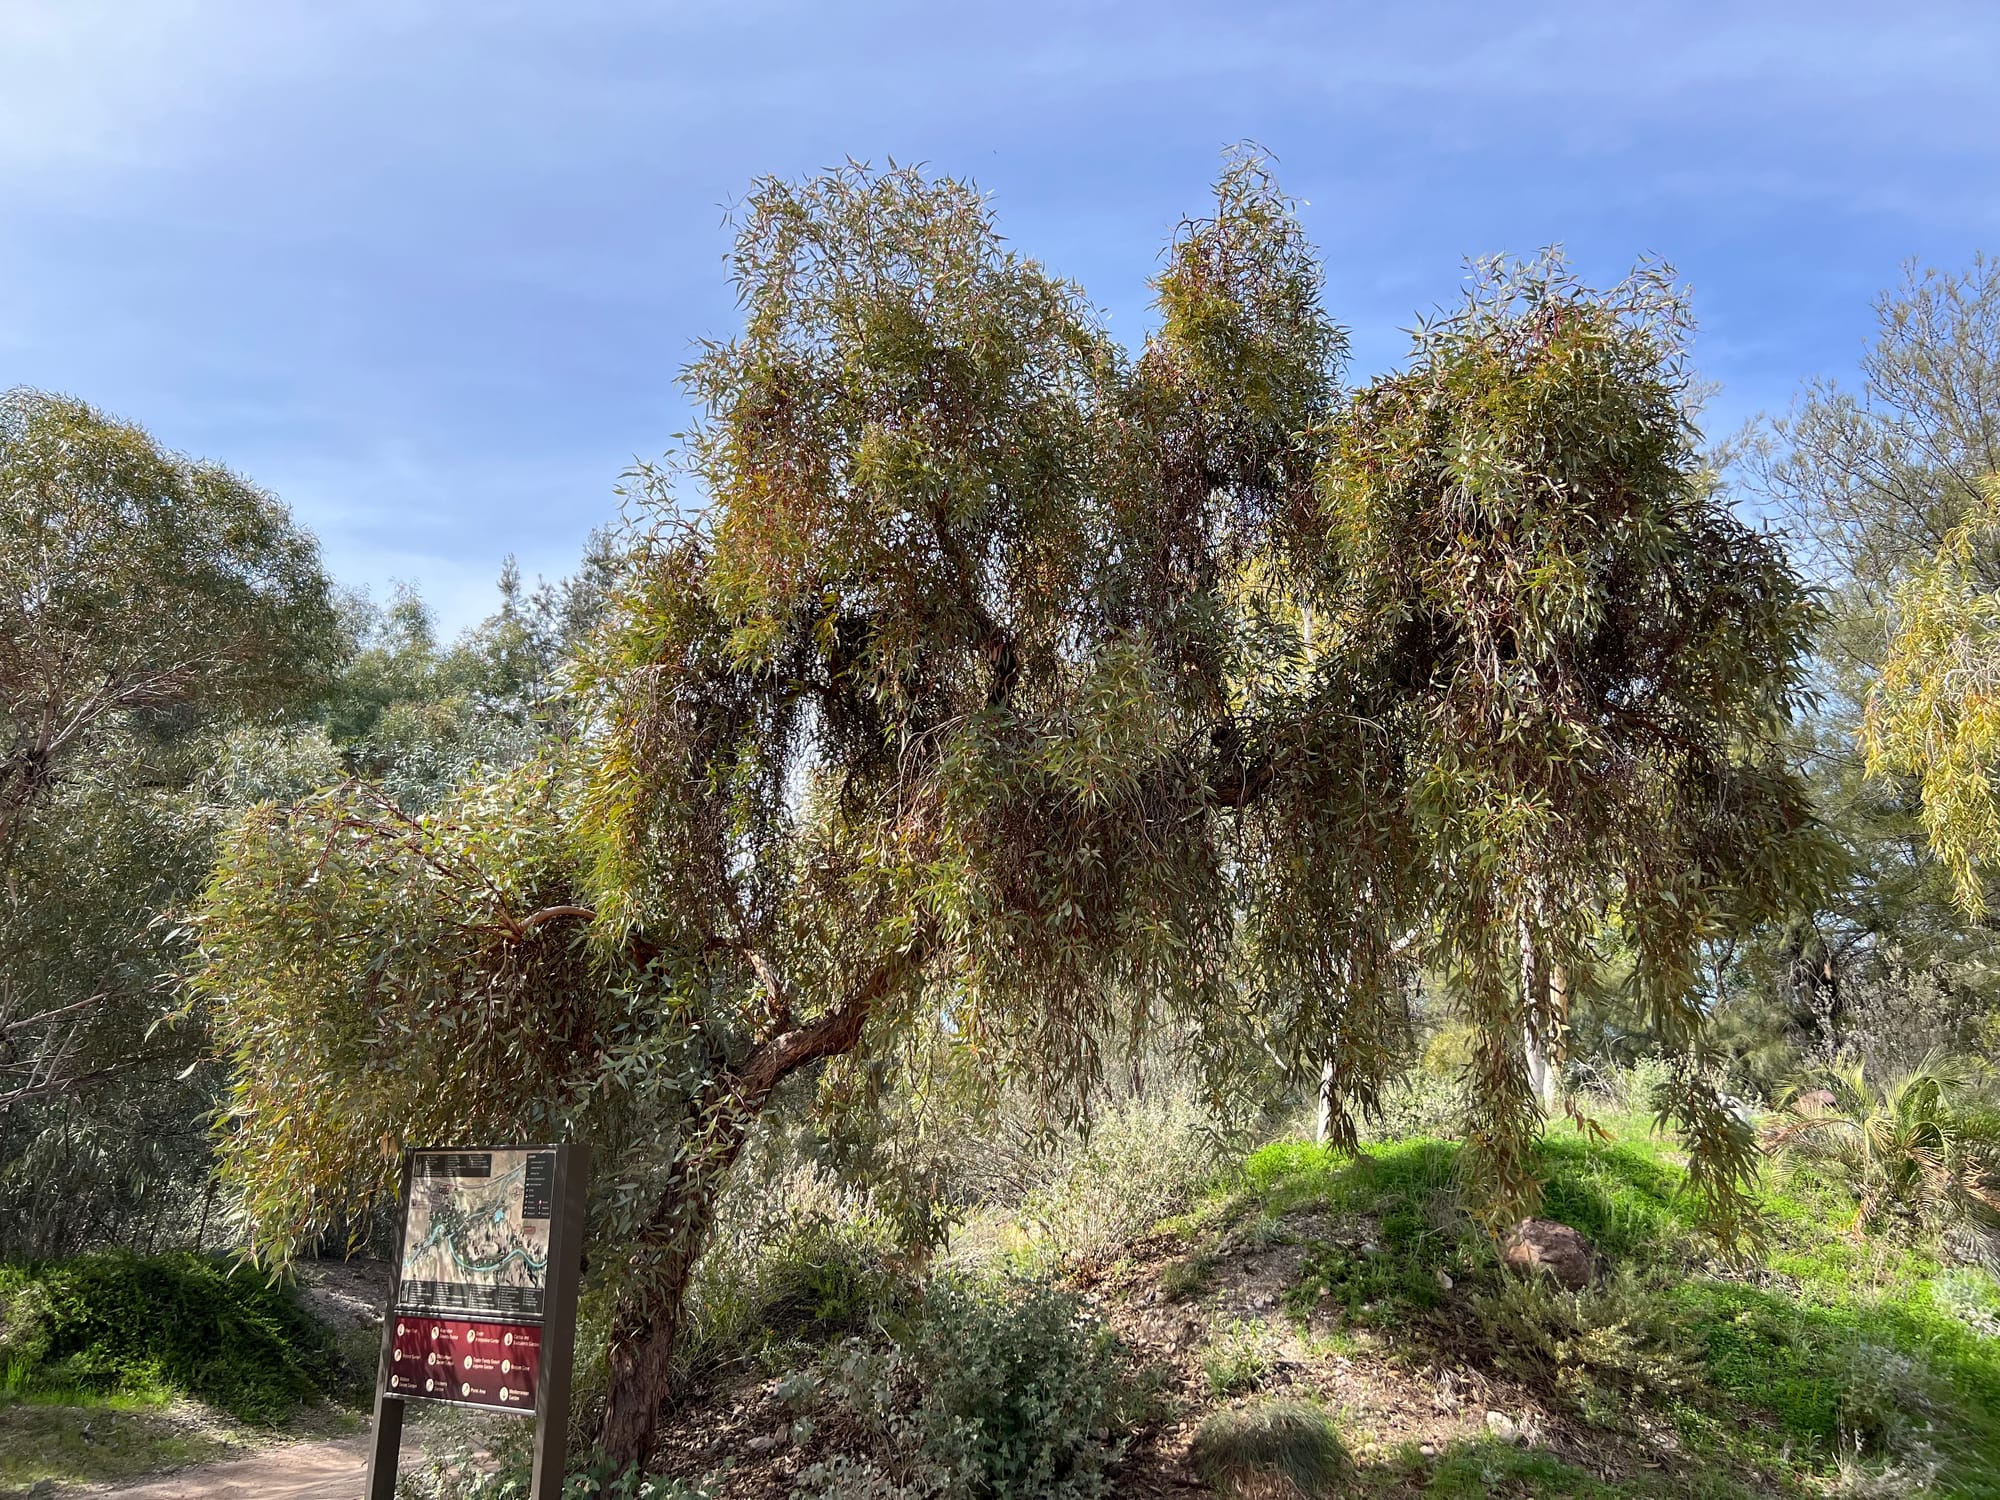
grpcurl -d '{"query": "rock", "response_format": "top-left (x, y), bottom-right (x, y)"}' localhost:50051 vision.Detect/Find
top-left (1485, 1410), bottom-right (1520, 1443)
top-left (1418, 1442), bottom-right (1437, 1457)
top-left (1502, 1218), bottom-right (1594, 1290)
top-left (1794, 1088), bottom-right (1838, 1113)
top-left (1434, 1268), bottom-right (1454, 1292)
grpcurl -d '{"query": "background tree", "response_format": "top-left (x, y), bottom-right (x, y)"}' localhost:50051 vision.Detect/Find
top-left (0, 388), bottom-right (337, 847)
top-left (0, 388), bottom-right (340, 1253)
top-left (0, 387), bottom-right (615, 1256)
top-left (1724, 257), bottom-right (2000, 1081)
top-left (1865, 475), bottom-right (2000, 916)
top-left (321, 534), bottom-right (618, 809)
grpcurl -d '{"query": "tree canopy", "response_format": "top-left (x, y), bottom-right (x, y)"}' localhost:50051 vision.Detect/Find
top-left (0, 388), bottom-right (341, 1252)
top-left (1865, 475), bottom-right (2000, 916)
top-left (0, 388), bottom-right (339, 849)
top-left (193, 157), bottom-right (1826, 1469)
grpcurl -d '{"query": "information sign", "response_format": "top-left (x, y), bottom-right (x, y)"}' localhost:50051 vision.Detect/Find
top-left (366, 1143), bottom-right (588, 1500)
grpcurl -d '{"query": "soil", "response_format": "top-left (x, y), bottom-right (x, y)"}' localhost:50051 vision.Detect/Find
top-left (59, 1434), bottom-right (372, 1498)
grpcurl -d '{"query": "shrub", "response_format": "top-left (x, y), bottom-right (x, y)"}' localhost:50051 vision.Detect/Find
top-left (793, 1453), bottom-right (942, 1500)
top-left (1562, 1054), bottom-right (1680, 1119)
top-left (909, 1277), bottom-right (1136, 1498)
top-left (1930, 1265), bottom-right (2000, 1338)
top-left (1189, 1399), bottom-right (1350, 1499)
top-left (810, 1274), bottom-right (1140, 1500)
top-left (756, 1214), bottom-right (901, 1342)
top-left (1830, 1452), bottom-right (1942, 1500)
top-left (393, 1428), bottom-right (725, 1500)
top-left (1764, 1051), bottom-right (2000, 1246)
top-left (8, 1251), bottom-right (345, 1422)
top-left (1013, 1088), bottom-right (1232, 1268)
top-left (1467, 1270), bottom-right (1695, 1424)
top-left (0, 1272), bottom-right (53, 1375)
top-left (1358, 1071), bottom-right (1464, 1143)
top-left (1831, 1339), bottom-right (1944, 1461)
top-left (671, 1163), bottom-right (908, 1388)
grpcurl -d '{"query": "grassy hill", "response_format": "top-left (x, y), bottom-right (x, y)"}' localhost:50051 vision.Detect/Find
top-left (609, 1104), bottom-right (2000, 1500)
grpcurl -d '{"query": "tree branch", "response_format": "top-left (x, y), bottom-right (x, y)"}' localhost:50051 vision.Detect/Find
top-left (732, 945), bottom-right (924, 1108)
top-left (515, 905), bottom-right (597, 935)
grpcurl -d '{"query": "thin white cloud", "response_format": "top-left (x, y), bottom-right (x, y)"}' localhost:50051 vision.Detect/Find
top-left (3, 0), bottom-right (1993, 634)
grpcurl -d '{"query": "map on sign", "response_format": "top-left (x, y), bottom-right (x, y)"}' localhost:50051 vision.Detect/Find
top-left (396, 1149), bottom-right (555, 1323)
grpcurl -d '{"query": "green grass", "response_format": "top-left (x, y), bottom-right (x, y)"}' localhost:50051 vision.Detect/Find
top-left (1357, 1437), bottom-right (1764, 1498)
top-left (0, 1252), bottom-right (358, 1423)
top-left (1203, 1318), bottom-right (1275, 1397)
top-left (0, 1398), bottom-right (246, 1491)
top-left (0, 1252), bottom-right (368, 1494)
top-left (1191, 1398), bottom-right (1352, 1497)
top-left (1221, 1114), bottom-right (2000, 1499)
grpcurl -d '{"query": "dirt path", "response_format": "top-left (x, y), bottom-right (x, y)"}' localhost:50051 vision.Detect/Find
top-left (78, 1435), bottom-right (371, 1499)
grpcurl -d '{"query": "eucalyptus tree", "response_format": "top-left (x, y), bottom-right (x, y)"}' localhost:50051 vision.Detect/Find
top-left (0, 388), bottom-right (338, 1252)
top-left (0, 389), bottom-right (337, 853)
top-left (1312, 259), bottom-right (1829, 1219)
top-left (195, 160), bottom-right (1823, 1471)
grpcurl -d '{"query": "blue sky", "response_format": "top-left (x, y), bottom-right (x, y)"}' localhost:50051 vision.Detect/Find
top-left (4, 2), bottom-right (1995, 632)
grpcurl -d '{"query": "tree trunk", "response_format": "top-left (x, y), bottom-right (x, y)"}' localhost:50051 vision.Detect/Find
top-left (1524, 1026), bottom-right (1552, 1108)
top-left (1519, 911), bottom-right (1556, 1111)
top-left (1545, 962), bottom-right (1568, 1106)
top-left (1316, 942), bottom-right (1352, 1147)
top-left (596, 1116), bottom-right (748, 1470)
top-left (1523, 963), bottom-right (1567, 1110)
top-left (593, 950), bottom-right (916, 1473)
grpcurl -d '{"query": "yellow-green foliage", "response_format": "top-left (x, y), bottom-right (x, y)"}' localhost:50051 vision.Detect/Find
top-left (1867, 473), bottom-right (2000, 915)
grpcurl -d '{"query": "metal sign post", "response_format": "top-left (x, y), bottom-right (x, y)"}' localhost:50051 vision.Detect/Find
top-left (365, 1143), bottom-right (590, 1500)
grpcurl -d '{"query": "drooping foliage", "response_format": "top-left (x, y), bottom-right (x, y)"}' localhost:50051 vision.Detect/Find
top-left (200, 769), bottom-right (648, 1253)
top-left (193, 156), bottom-right (1824, 1469)
top-left (1302, 257), bottom-right (1831, 1232)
